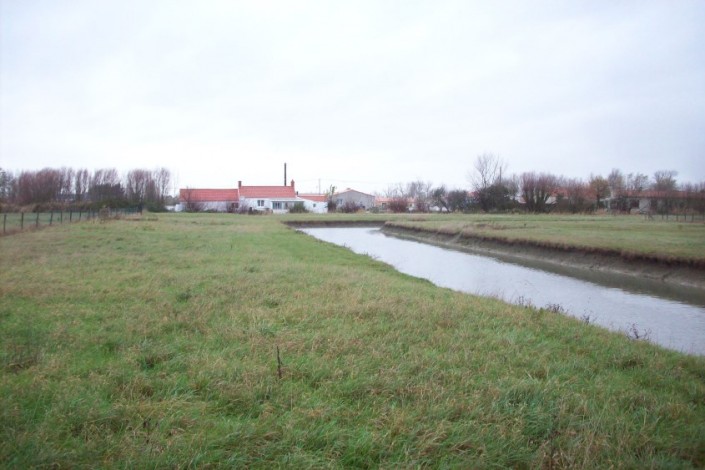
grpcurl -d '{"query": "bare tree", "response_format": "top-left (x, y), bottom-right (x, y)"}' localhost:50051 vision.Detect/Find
top-left (153, 167), bottom-right (171, 204)
top-left (74, 168), bottom-right (90, 202)
top-left (90, 168), bottom-right (124, 205)
top-left (589, 174), bottom-right (610, 209)
top-left (406, 180), bottom-right (433, 212)
top-left (325, 185), bottom-right (337, 212)
top-left (626, 172), bottom-right (649, 194)
top-left (388, 197), bottom-right (410, 213)
top-left (1, 166), bottom-right (175, 208)
top-left (607, 169), bottom-right (628, 212)
top-left (653, 170), bottom-right (678, 214)
top-left (0, 168), bottom-right (13, 203)
top-left (15, 168), bottom-right (62, 205)
top-left (447, 190), bottom-right (471, 212)
top-left (58, 167), bottom-right (74, 202)
top-left (520, 172), bottom-right (558, 213)
top-left (652, 170), bottom-right (678, 191)
top-left (469, 153), bottom-right (507, 191)
top-left (431, 185), bottom-right (449, 212)
top-left (607, 169), bottom-right (624, 193)
top-left (562, 178), bottom-right (590, 213)
top-left (126, 169), bottom-right (152, 205)
top-left (383, 183), bottom-right (406, 198)
top-left (468, 153), bottom-right (512, 212)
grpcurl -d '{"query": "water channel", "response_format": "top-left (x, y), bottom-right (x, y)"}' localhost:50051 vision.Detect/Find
top-left (301, 227), bottom-right (705, 356)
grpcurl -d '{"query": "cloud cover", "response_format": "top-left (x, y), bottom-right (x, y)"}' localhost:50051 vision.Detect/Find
top-left (2, 0), bottom-right (704, 194)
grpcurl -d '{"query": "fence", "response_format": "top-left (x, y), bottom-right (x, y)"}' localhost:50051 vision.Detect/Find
top-left (1, 207), bottom-right (141, 235)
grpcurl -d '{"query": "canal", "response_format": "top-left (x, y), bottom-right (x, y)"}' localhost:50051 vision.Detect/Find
top-left (301, 227), bottom-right (705, 356)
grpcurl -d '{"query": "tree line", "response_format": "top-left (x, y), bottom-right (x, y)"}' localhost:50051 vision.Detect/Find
top-left (381, 154), bottom-right (705, 215)
top-left (0, 167), bottom-right (173, 212)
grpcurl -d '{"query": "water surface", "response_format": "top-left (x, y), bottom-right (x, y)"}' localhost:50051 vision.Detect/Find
top-left (302, 227), bottom-right (705, 356)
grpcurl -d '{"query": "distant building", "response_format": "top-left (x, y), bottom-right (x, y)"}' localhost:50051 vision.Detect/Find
top-left (177, 188), bottom-right (240, 212)
top-left (334, 188), bottom-right (375, 210)
top-left (177, 180), bottom-right (328, 213)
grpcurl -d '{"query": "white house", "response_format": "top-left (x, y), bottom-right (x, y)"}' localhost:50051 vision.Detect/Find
top-left (297, 193), bottom-right (329, 213)
top-left (238, 180), bottom-right (299, 214)
top-left (178, 180), bottom-right (331, 214)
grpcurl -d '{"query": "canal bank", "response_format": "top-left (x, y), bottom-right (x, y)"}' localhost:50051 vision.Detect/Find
top-left (382, 222), bottom-right (705, 290)
top-left (302, 226), bottom-right (705, 355)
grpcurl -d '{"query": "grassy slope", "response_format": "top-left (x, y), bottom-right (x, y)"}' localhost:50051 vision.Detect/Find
top-left (384, 214), bottom-right (705, 263)
top-left (1, 213), bottom-right (704, 468)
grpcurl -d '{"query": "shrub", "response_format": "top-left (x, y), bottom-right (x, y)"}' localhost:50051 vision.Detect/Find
top-left (388, 197), bottom-right (409, 213)
top-left (288, 202), bottom-right (309, 213)
top-left (339, 201), bottom-right (362, 213)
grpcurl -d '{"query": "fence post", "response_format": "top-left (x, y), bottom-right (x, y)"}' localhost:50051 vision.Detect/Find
top-left (36, 212), bottom-right (39, 228)
top-left (21, 212), bottom-right (24, 230)
top-left (3, 214), bottom-right (5, 234)
top-left (70, 210), bottom-right (73, 222)
top-left (79, 210), bottom-right (82, 221)
top-left (60, 211), bottom-right (63, 224)
top-left (50, 211), bottom-right (54, 226)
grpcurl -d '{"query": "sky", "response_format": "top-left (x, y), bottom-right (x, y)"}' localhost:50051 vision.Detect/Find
top-left (1, 0), bottom-right (704, 195)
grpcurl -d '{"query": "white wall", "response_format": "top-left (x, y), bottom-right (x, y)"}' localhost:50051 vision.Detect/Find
top-left (299, 198), bottom-right (328, 213)
top-left (241, 197), bottom-right (306, 214)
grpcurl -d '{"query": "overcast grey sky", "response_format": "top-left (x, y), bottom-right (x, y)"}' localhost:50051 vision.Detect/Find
top-left (2, 0), bottom-right (704, 194)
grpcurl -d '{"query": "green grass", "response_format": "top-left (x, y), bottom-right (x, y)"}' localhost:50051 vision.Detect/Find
top-left (383, 213), bottom-right (705, 263)
top-left (1, 213), bottom-right (704, 467)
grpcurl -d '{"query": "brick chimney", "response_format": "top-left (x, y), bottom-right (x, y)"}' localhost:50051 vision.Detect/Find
top-left (290, 179), bottom-right (295, 190)
top-left (238, 181), bottom-right (242, 189)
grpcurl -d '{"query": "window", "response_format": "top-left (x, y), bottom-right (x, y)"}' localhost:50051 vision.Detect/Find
top-left (257, 200), bottom-right (265, 207)
top-left (272, 202), bottom-right (282, 210)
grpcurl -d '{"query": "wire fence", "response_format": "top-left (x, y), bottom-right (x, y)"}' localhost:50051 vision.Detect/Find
top-left (1, 207), bottom-right (142, 235)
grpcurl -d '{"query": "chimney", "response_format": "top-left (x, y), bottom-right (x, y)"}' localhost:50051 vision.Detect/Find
top-left (284, 163), bottom-right (287, 186)
top-left (290, 179), bottom-right (295, 190)
top-left (238, 181), bottom-right (242, 189)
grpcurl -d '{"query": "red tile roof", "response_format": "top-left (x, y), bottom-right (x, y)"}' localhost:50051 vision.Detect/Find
top-left (298, 193), bottom-right (328, 202)
top-left (239, 185), bottom-right (296, 199)
top-left (179, 188), bottom-right (239, 202)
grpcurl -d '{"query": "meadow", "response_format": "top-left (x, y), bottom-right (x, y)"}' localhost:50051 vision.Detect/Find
top-left (1, 213), bottom-right (704, 468)
top-left (383, 213), bottom-right (705, 264)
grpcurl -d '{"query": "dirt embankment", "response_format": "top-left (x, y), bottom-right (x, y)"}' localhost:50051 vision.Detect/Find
top-left (383, 222), bottom-right (705, 290)
top-left (284, 220), bottom-right (385, 228)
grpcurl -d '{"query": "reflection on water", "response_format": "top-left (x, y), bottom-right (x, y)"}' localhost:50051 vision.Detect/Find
top-left (302, 227), bottom-right (705, 356)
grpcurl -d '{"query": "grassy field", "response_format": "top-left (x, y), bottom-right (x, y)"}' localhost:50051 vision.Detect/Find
top-left (2, 213), bottom-right (704, 468)
top-left (1, 209), bottom-right (135, 235)
top-left (383, 213), bottom-right (705, 264)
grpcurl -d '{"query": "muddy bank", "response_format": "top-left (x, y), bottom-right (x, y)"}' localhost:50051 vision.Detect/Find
top-left (383, 223), bottom-right (705, 290)
top-left (285, 220), bottom-right (385, 228)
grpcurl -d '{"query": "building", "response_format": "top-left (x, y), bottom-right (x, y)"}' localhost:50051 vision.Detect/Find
top-left (177, 188), bottom-right (240, 212)
top-left (177, 180), bottom-right (329, 213)
top-left (238, 180), bottom-right (298, 214)
top-left (297, 193), bottom-right (329, 213)
top-left (334, 189), bottom-right (376, 211)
